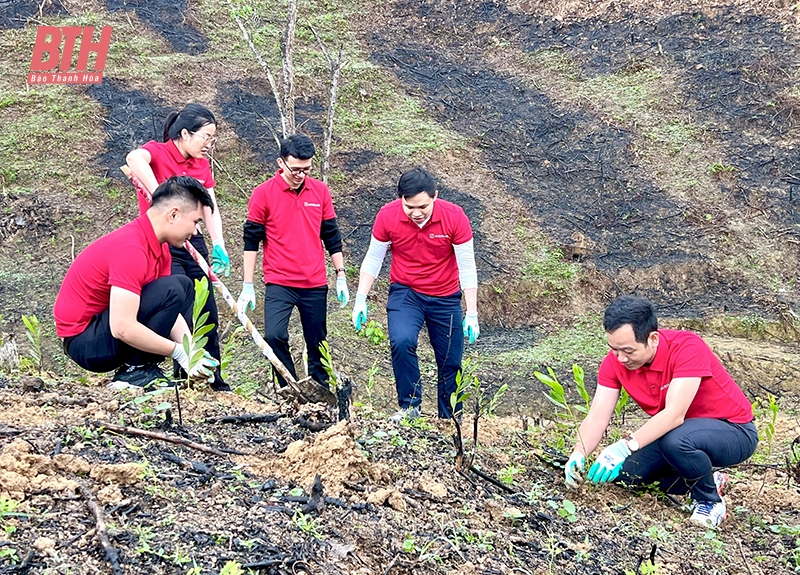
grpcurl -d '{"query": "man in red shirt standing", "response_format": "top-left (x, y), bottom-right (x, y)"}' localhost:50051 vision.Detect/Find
top-left (54, 176), bottom-right (219, 389)
top-left (564, 296), bottom-right (758, 527)
top-left (351, 168), bottom-right (480, 421)
top-left (237, 134), bottom-right (348, 393)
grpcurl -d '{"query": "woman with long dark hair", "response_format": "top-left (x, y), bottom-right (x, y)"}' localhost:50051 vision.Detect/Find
top-left (126, 103), bottom-right (231, 391)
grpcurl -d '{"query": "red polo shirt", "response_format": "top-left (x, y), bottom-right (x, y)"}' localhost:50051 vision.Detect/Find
top-left (246, 171), bottom-right (336, 288)
top-left (54, 215), bottom-right (172, 337)
top-left (597, 329), bottom-right (753, 423)
top-left (373, 198), bottom-right (473, 297)
top-left (135, 140), bottom-right (215, 215)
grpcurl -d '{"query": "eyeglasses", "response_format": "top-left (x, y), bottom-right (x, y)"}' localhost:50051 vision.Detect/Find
top-left (191, 131), bottom-right (217, 146)
top-left (282, 159), bottom-right (313, 176)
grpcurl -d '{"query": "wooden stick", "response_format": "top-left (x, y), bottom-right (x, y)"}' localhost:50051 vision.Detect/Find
top-left (469, 465), bottom-right (517, 493)
top-left (78, 484), bottom-right (123, 575)
top-left (92, 421), bottom-right (239, 457)
top-left (120, 166), bottom-right (308, 398)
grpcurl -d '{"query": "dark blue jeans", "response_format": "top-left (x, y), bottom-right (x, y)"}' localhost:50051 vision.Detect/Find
top-left (617, 418), bottom-right (758, 503)
top-left (387, 283), bottom-right (463, 418)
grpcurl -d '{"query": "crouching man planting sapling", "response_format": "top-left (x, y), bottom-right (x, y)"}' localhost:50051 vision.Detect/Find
top-left (565, 296), bottom-right (757, 528)
top-left (54, 176), bottom-right (219, 389)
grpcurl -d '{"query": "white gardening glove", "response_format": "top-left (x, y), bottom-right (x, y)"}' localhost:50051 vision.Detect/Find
top-left (462, 312), bottom-right (480, 343)
top-left (237, 282), bottom-right (256, 314)
top-left (336, 276), bottom-right (349, 308)
top-left (565, 451), bottom-right (585, 488)
top-left (352, 293), bottom-right (368, 331)
top-left (171, 343), bottom-right (219, 383)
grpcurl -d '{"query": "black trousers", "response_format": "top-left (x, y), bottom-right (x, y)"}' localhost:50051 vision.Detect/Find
top-left (64, 275), bottom-right (194, 372)
top-left (616, 418), bottom-right (758, 502)
top-left (170, 234), bottom-right (226, 387)
top-left (263, 284), bottom-right (328, 388)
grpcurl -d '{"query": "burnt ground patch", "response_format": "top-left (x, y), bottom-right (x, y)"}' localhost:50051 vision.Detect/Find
top-left (103, 0), bottom-right (207, 55)
top-left (0, 0), bottom-right (66, 29)
top-left (87, 79), bottom-right (173, 178)
top-left (517, 6), bottom-right (800, 226)
top-left (366, 0), bottom-right (800, 315)
top-left (216, 80), bottom-right (325, 165)
top-left (371, 47), bottom-right (712, 265)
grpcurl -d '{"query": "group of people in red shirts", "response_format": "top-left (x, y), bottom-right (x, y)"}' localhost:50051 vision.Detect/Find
top-left (53, 103), bottom-right (757, 528)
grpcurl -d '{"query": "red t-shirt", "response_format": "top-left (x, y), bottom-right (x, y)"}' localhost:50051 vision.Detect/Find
top-left (135, 140), bottom-right (216, 215)
top-left (597, 329), bottom-right (753, 423)
top-left (373, 198), bottom-right (473, 297)
top-left (53, 215), bottom-right (172, 337)
top-left (245, 172), bottom-right (336, 288)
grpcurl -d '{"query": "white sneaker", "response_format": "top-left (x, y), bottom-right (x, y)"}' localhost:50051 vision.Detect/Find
top-left (389, 406), bottom-right (420, 423)
top-left (690, 499), bottom-right (727, 527)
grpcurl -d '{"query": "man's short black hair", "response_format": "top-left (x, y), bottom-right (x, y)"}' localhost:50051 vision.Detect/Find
top-left (280, 133), bottom-right (316, 160)
top-left (603, 295), bottom-right (658, 344)
top-left (151, 175), bottom-right (214, 212)
top-left (397, 168), bottom-right (436, 199)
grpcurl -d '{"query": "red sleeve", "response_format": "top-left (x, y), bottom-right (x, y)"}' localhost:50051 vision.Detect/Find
top-left (108, 247), bottom-right (150, 296)
top-left (669, 338), bottom-right (714, 379)
top-left (372, 206), bottom-right (390, 242)
top-left (450, 207), bottom-right (474, 246)
top-left (246, 184), bottom-right (268, 225)
top-left (597, 353), bottom-right (622, 389)
top-left (199, 158), bottom-right (216, 190)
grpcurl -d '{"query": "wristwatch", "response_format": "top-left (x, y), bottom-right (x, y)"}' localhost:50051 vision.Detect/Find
top-left (625, 435), bottom-right (639, 452)
top-left (335, 267), bottom-right (346, 275)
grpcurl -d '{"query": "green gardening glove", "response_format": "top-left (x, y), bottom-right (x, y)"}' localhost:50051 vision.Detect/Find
top-left (587, 439), bottom-right (631, 484)
top-left (211, 240), bottom-right (230, 277)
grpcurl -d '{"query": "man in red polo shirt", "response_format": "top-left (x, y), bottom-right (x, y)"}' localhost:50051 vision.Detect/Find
top-left (54, 176), bottom-right (219, 389)
top-left (237, 134), bottom-right (348, 392)
top-left (351, 168), bottom-right (480, 421)
top-left (564, 295), bottom-right (757, 527)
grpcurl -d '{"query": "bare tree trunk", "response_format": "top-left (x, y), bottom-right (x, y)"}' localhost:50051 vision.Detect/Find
top-left (281, 0), bottom-right (298, 136)
top-left (310, 23), bottom-right (347, 184)
top-left (228, 0), bottom-right (284, 148)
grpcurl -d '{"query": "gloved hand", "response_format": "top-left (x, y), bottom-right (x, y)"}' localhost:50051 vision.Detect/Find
top-left (565, 451), bottom-right (585, 488)
top-left (211, 240), bottom-right (230, 277)
top-left (188, 350), bottom-right (219, 382)
top-left (336, 276), bottom-right (349, 308)
top-left (462, 312), bottom-right (480, 343)
top-left (587, 439), bottom-right (631, 484)
top-left (171, 343), bottom-right (219, 383)
top-left (352, 293), bottom-right (368, 331)
top-left (237, 282), bottom-right (256, 314)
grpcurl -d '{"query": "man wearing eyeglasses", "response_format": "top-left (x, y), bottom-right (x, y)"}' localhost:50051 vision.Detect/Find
top-left (237, 133), bottom-right (349, 393)
top-left (351, 168), bottom-right (480, 422)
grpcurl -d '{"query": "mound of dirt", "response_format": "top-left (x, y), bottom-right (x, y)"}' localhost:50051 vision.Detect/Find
top-left (244, 420), bottom-right (391, 496)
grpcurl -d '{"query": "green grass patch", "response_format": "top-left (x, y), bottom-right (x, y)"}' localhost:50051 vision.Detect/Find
top-left (495, 315), bottom-right (607, 371)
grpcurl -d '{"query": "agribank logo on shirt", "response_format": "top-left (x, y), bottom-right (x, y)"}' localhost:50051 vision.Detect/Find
top-left (27, 26), bottom-right (112, 85)
top-left (430, 233), bottom-right (450, 239)
top-left (304, 201), bottom-right (321, 207)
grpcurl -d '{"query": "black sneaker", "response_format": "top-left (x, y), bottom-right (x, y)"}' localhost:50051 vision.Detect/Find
top-left (110, 363), bottom-right (174, 390)
top-left (211, 372), bottom-right (232, 392)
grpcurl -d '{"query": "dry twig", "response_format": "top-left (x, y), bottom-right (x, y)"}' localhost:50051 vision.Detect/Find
top-left (78, 483), bottom-right (123, 575)
top-left (92, 421), bottom-right (241, 457)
